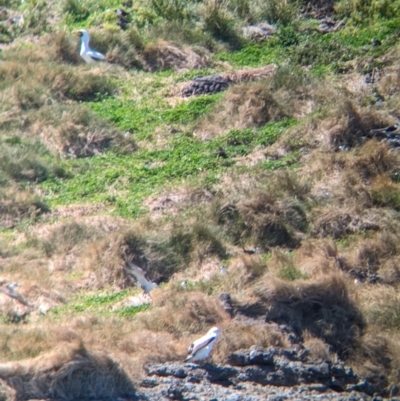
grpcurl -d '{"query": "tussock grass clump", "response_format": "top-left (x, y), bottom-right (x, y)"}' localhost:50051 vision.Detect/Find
top-left (336, 0), bottom-right (400, 22)
top-left (343, 232), bottom-right (398, 277)
top-left (45, 31), bottom-right (81, 65)
top-left (359, 285), bottom-right (400, 331)
top-left (312, 207), bottom-right (356, 239)
top-left (0, 139), bottom-right (65, 184)
top-left (255, 0), bottom-right (298, 25)
top-left (146, 20), bottom-right (212, 48)
top-left (150, 0), bottom-right (188, 21)
top-left (351, 141), bottom-right (400, 181)
top-left (80, 225), bottom-right (227, 289)
top-left (39, 221), bottom-right (107, 258)
top-left (267, 250), bottom-right (308, 281)
top-left (196, 81), bottom-right (288, 138)
top-left (84, 29), bottom-right (145, 70)
top-left (33, 105), bottom-right (135, 159)
top-left (0, 52), bottom-right (133, 158)
top-left (138, 290), bottom-right (228, 336)
top-left (256, 273), bottom-right (365, 357)
top-left (0, 61), bottom-right (115, 103)
top-left (201, 0), bottom-right (243, 49)
top-left (370, 176), bottom-right (400, 210)
top-left (217, 192), bottom-right (306, 249)
top-left (314, 101), bottom-right (384, 150)
top-left (0, 187), bottom-right (49, 230)
top-left (142, 40), bottom-right (210, 72)
top-left (0, 340), bottom-right (137, 401)
top-left (351, 334), bottom-right (400, 395)
top-left (303, 334), bottom-right (332, 361)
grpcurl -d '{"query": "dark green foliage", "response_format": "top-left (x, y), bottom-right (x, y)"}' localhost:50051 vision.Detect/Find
top-left (63, 0), bottom-right (90, 23)
top-left (275, 25), bottom-right (300, 47)
top-left (203, 2), bottom-right (243, 49)
top-left (0, 139), bottom-right (65, 184)
top-left (290, 35), bottom-right (357, 68)
top-left (336, 0), bottom-right (400, 22)
top-left (230, 0), bottom-right (251, 20)
top-left (150, 0), bottom-right (188, 21)
top-left (257, 0), bottom-right (297, 25)
top-left (370, 186), bottom-right (400, 211)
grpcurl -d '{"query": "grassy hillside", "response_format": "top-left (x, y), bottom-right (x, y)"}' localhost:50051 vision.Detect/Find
top-left (1, 0), bottom-right (400, 398)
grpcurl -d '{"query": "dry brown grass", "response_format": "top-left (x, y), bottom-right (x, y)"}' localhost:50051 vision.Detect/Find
top-left (350, 332), bottom-right (400, 395)
top-left (294, 239), bottom-right (340, 277)
top-left (214, 322), bottom-right (288, 363)
top-left (0, 339), bottom-right (137, 401)
top-left (138, 290), bottom-right (228, 335)
top-left (335, 232), bottom-right (399, 283)
top-left (143, 40), bottom-right (210, 72)
top-left (357, 284), bottom-right (400, 330)
top-left (351, 141), bottom-right (400, 181)
top-left (0, 40), bottom-right (136, 159)
top-left (1, 7), bottom-right (400, 399)
top-left (32, 105), bottom-right (135, 159)
top-left (303, 333), bottom-right (332, 361)
top-left (236, 193), bottom-right (306, 248)
top-left (194, 80), bottom-right (288, 139)
top-left (0, 187), bottom-right (49, 230)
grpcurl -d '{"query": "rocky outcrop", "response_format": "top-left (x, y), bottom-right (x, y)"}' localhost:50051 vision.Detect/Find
top-left (182, 74), bottom-right (232, 97)
top-left (136, 345), bottom-right (396, 400)
top-left (181, 65), bottom-right (277, 97)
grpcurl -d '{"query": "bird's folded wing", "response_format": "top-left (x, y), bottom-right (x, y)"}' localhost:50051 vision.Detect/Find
top-left (189, 334), bottom-right (217, 355)
top-left (88, 50), bottom-right (106, 61)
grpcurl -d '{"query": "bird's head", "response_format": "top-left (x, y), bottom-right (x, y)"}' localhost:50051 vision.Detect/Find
top-left (208, 327), bottom-right (220, 337)
top-left (75, 29), bottom-right (90, 41)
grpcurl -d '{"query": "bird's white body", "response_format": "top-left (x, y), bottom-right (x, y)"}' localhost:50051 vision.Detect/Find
top-left (78, 30), bottom-right (106, 63)
top-left (126, 262), bottom-right (158, 295)
top-left (185, 327), bottom-right (220, 362)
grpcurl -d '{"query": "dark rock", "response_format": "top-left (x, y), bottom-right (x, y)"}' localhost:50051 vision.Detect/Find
top-left (145, 363), bottom-right (188, 378)
top-left (346, 380), bottom-right (376, 396)
top-left (182, 74), bottom-right (231, 97)
top-left (140, 377), bottom-right (159, 388)
top-left (139, 345), bottom-right (380, 400)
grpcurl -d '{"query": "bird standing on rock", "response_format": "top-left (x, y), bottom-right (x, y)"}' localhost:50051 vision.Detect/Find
top-left (185, 327), bottom-right (220, 363)
top-left (76, 29), bottom-right (106, 63)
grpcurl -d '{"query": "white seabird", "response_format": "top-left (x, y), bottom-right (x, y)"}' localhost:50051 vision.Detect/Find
top-left (0, 283), bottom-right (31, 307)
top-left (77, 29), bottom-right (106, 63)
top-left (126, 262), bottom-right (158, 295)
top-left (185, 327), bottom-right (220, 363)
